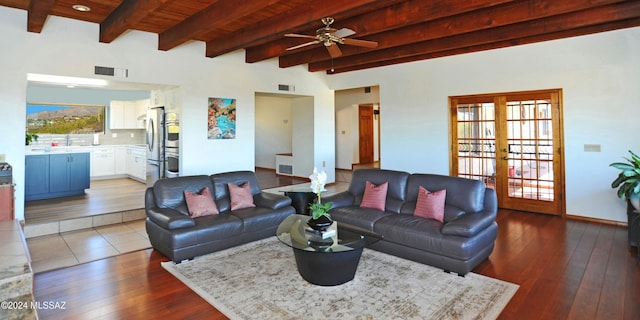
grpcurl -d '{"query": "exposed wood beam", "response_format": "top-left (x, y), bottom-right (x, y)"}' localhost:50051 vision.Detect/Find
top-left (245, 0), bottom-right (514, 63)
top-left (204, 0), bottom-right (387, 58)
top-left (27, 0), bottom-right (56, 33)
top-left (328, 18), bottom-right (640, 74)
top-left (280, 0), bottom-right (629, 68)
top-left (308, 1), bottom-right (640, 72)
top-left (100, 0), bottom-right (170, 43)
top-left (159, 0), bottom-right (282, 51)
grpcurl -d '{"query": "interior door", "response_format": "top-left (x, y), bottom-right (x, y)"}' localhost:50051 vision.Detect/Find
top-left (359, 105), bottom-right (374, 164)
top-left (450, 89), bottom-right (564, 215)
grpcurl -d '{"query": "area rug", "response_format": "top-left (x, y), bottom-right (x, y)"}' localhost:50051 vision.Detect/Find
top-left (162, 237), bottom-right (518, 320)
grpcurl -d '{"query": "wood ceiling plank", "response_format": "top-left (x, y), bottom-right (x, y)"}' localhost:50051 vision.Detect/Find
top-left (246, 0), bottom-right (514, 63)
top-left (158, 0), bottom-right (283, 51)
top-left (310, 1), bottom-right (640, 72)
top-left (100, 0), bottom-right (170, 43)
top-left (27, 0), bottom-right (56, 33)
top-left (279, 0), bottom-right (630, 68)
top-left (204, 0), bottom-right (385, 58)
top-left (329, 17), bottom-right (640, 74)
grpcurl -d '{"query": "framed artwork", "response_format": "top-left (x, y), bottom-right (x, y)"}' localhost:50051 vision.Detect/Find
top-left (208, 97), bottom-right (236, 139)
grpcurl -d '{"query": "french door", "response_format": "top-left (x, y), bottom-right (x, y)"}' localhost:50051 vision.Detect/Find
top-left (450, 89), bottom-right (564, 215)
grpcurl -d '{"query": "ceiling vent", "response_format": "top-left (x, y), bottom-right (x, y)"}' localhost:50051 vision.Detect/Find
top-left (94, 66), bottom-right (128, 78)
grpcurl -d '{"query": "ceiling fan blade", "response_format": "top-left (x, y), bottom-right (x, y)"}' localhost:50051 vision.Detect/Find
top-left (286, 41), bottom-right (320, 51)
top-left (342, 38), bottom-right (378, 48)
top-left (333, 28), bottom-right (355, 38)
top-left (326, 44), bottom-right (342, 58)
top-left (284, 33), bottom-right (317, 39)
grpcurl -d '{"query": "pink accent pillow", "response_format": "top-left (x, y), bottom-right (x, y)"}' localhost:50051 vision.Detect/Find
top-left (184, 187), bottom-right (219, 218)
top-left (414, 186), bottom-right (446, 222)
top-left (360, 181), bottom-right (389, 211)
top-left (228, 182), bottom-right (256, 210)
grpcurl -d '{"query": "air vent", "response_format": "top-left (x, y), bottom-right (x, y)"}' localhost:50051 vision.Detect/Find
top-left (278, 164), bottom-right (293, 175)
top-left (94, 66), bottom-right (128, 78)
top-left (278, 84), bottom-right (295, 92)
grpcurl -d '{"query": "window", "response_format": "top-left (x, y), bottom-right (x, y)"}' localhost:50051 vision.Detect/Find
top-left (26, 103), bottom-right (105, 134)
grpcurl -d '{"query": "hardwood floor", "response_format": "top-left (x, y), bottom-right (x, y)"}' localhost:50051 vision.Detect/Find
top-left (33, 209), bottom-right (640, 319)
top-left (25, 178), bottom-right (147, 224)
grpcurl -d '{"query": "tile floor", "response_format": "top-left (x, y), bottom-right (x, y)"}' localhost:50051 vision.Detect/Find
top-left (26, 220), bottom-right (150, 274)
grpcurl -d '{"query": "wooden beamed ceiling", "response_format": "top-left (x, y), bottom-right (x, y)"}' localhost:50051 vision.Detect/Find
top-left (8, 0), bottom-right (640, 74)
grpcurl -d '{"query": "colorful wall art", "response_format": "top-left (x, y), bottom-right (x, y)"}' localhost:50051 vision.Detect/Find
top-left (208, 97), bottom-right (236, 139)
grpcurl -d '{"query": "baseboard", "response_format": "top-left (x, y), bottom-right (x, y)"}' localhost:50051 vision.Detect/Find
top-left (566, 213), bottom-right (627, 227)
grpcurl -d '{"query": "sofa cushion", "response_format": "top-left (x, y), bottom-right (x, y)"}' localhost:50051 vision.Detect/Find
top-left (152, 175), bottom-right (214, 216)
top-left (375, 215), bottom-right (490, 260)
top-left (413, 187), bottom-right (446, 222)
top-left (211, 171), bottom-right (261, 213)
top-left (347, 169), bottom-right (410, 213)
top-left (360, 181), bottom-right (388, 211)
top-left (403, 174), bottom-right (486, 221)
top-left (184, 187), bottom-right (219, 217)
top-left (329, 206), bottom-right (394, 231)
top-left (228, 182), bottom-right (256, 210)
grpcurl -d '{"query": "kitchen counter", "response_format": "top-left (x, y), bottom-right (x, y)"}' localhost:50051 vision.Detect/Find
top-left (25, 145), bottom-right (146, 155)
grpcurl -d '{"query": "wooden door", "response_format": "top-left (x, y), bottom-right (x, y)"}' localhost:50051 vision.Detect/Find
top-left (359, 105), bottom-right (374, 164)
top-left (450, 89), bottom-right (565, 215)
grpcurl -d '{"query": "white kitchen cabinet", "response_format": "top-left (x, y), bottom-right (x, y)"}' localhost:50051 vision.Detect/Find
top-left (109, 99), bottom-right (149, 129)
top-left (114, 146), bottom-right (127, 175)
top-left (126, 146), bottom-right (146, 182)
top-left (91, 147), bottom-right (115, 177)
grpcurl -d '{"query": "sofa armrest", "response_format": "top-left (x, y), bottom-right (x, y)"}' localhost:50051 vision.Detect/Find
top-left (322, 191), bottom-right (355, 208)
top-left (254, 192), bottom-right (292, 210)
top-left (441, 210), bottom-right (496, 237)
top-left (147, 207), bottom-right (196, 230)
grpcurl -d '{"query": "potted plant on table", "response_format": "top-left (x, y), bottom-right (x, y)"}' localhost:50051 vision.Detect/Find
top-left (610, 150), bottom-right (640, 211)
top-left (307, 167), bottom-right (333, 232)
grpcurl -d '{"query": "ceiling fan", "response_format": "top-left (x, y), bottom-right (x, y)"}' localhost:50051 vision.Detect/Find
top-left (285, 17), bottom-right (378, 58)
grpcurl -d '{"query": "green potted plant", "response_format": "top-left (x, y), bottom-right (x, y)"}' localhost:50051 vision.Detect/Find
top-left (610, 150), bottom-right (640, 211)
top-left (307, 167), bottom-right (333, 231)
top-left (25, 132), bottom-right (39, 145)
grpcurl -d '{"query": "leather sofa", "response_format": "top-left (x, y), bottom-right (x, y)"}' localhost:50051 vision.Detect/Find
top-left (145, 171), bottom-right (295, 262)
top-left (324, 169), bottom-right (498, 275)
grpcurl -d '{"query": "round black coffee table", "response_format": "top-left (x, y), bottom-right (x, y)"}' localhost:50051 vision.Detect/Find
top-left (276, 214), bottom-right (382, 286)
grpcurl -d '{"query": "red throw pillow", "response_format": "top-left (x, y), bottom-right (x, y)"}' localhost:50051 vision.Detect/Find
top-left (413, 186), bottom-right (446, 222)
top-left (228, 182), bottom-right (256, 210)
top-left (184, 187), bottom-right (219, 218)
top-left (360, 181), bottom-right (389, 211)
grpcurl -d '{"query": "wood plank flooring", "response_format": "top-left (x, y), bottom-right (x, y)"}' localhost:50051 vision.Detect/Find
top-left (24, 178), bottom-right (147, 224)
top-left (33, 209), bottom-right (640, 319)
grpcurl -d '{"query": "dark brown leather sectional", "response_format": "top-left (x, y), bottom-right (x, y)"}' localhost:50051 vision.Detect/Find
top-left (324, 169), bottom-right (498, 275)
top-left (144, 171), bottom-right (295, 262)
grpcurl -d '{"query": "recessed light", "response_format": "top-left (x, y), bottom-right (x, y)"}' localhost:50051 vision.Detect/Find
top-left (72, 4), bottom-right (91, 12)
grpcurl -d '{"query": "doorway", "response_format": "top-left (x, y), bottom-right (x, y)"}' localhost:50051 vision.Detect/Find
top-left (449, 89), bottom-right (565, 215)
top-left (358, 104), bottom-right (374, 164)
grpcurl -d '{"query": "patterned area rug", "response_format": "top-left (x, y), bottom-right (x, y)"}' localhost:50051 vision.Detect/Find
top-left (162, 237), bottom-right (518, 320)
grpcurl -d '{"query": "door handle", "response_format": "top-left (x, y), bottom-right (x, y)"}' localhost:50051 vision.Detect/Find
top-left (502, 156), bottom-right (509, 160)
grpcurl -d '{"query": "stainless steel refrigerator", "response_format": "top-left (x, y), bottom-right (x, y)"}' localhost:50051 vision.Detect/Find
top-left (146, 106), bottom-right (165, 187)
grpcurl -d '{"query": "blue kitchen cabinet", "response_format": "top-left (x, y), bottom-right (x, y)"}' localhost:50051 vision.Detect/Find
top-left (26, 153), bottom-right (90, 200)
top-left (25, 154), bottom-right (50, 199)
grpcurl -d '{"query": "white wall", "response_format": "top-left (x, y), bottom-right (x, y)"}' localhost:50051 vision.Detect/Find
top-left (0, 7), bottom-right (335, 221)
top-left (291, 96), bottom-right (315, 177)
top-left (328, 27), bottom-right (640, 223)
top-left (254, 95), bottom-right (292, 168)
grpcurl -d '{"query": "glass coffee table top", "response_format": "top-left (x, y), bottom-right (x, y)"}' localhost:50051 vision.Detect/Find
top-left (276, 214), bottom-right (381, 253)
